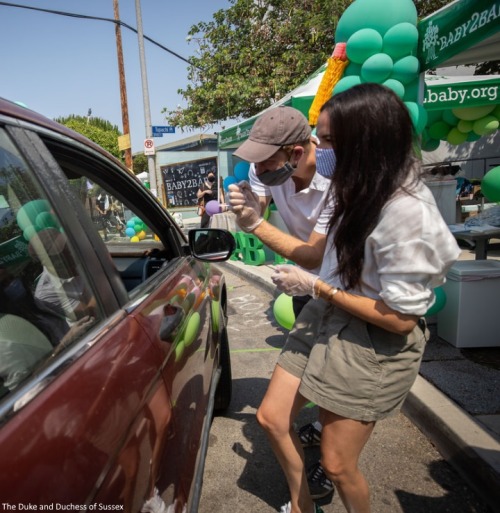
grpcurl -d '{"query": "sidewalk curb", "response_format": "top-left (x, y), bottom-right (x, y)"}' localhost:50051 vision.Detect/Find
top-left (403, 377), bottom-right (500, 512)
top-left (219, 261), bottom-right (278, 297)
top-left (221, 259), bottom-right (500, 511)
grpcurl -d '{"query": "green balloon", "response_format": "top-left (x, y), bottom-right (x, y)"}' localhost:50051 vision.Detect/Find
top-left (211, 300), bottom-right (220, 332)
top-left (442, 109), bottom-right (459, 127)
top-left (346, 28), bottom-right (383, 64)
top-left (447, 127), bottom-right (468, 145)
top-left (426, 109), bottom-right (444, 126)
top-left (383, 22), bottom-right (419, 60)
top-left (183, 312), bottom-right (200, 347)
top-left (23, 225), bottom-right (37, 242)
top-left (383, 79), bottom-right (405, 99)
top-left (344, 62), bottom-right (362, 76)
top-left (425, 287), bottom-right (446, 317)
top-left (466, 131), bottom-right (482, 142)
top-left (335, 0), bottom-right (417, 43)
top-left (16, 199), bottom-right (50, 231)
top-left (391, 56), bottom-right (420, 85)
top-left (333, 75), bottom-right (362, 95)
top-left (421, 137), bottom-right (440, 152)
top-left (35, 211), bottom-right (58, 230)
top-left (457, 119), bottom-right (473, 133)
top-left (361, 53), bottom-right (393, 83)
top-left (403, 78), bottom-right (421, 102)
top-left (452, 104), bottom-right (496, 121)
top-left (481, 166), bottom-right (500, 203)
top-left (493, 104), bottom-right (500, 119)
top-left (428, 121), bottom-right (451, 140)
top-left (405, 102), bottom-right (427, 134)
top-left (273, 293), bottom-right (295, 331)
top-left (473, 115), bottom-right (499, 136)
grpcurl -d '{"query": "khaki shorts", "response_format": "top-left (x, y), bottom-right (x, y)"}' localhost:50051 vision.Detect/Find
top-left (278, 299), bottom-right (427, 422)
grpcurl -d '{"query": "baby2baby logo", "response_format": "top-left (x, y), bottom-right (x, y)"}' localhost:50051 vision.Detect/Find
top-left (422, 2), bottom-right (499, 63)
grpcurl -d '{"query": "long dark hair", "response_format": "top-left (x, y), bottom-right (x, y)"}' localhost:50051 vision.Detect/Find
top-left (322, 83), bottom-right (418, 290)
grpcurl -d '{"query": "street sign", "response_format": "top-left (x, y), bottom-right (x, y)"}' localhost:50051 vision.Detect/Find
top-left (144, 138), bottom-right (155, 155)
top-left (152, 125), bottom-right (175, 135)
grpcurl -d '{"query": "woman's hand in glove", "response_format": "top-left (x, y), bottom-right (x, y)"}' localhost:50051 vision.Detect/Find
top-left (271, 265), bottom-right (319, 298)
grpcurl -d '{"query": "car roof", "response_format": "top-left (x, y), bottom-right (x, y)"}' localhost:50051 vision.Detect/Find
top-left (0, 97), bottom-right (123, 167)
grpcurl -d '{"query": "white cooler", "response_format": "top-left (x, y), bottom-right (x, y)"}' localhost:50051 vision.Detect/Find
top-left (437, 260), bottom-right (500, 348)
top-left (425, 179), bottom-right (457, 225)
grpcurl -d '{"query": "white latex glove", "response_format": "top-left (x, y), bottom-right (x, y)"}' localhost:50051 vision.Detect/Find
top-left (271, 265), bottom-right (319, 298)
top-left (228, 181), bottom-right (263, 232)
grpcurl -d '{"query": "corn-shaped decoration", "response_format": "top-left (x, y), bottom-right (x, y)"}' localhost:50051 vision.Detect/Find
top-left (308, 43), bottom-right (349, 126)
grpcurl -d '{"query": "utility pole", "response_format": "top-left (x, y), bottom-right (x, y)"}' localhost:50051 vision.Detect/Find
top-left (135, 0), bottom-right (158, 198)
top-left (113, 0), bottom-right (133, 171)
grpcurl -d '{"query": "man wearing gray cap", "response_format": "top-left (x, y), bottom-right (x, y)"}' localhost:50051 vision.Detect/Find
top-left (229, 106), bottom-right (335, 501)
top-left (230, 106), bottom-right (333, 308)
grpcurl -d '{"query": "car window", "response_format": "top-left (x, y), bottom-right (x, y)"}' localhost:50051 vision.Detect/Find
top-left (41, 139), bottom-right (180, 296)
top-left (0, 128), bottom-right (100, 397)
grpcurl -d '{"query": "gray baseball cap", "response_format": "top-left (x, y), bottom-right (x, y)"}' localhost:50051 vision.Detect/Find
top-left (234, 106), bottom-right (311, 163)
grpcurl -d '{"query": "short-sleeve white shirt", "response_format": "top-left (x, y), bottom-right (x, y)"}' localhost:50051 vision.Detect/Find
top-left (248, 163), bottom-right (333, 242)
top-left (319, 180), bottom-right (461, 316)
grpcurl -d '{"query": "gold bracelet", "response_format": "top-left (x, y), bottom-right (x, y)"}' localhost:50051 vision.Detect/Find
top-left (328, 287), bottom-right (339, 302)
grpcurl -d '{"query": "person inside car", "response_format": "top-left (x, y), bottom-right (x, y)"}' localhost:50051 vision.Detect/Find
top-left (29, 228), bottom-right (96, 324)
top-left (0, 265), bottom-right (93, 391)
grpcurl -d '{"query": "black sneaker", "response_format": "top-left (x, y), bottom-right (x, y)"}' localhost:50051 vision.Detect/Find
top-left (298, 422), bottom-right (322, 447)
top-left (307, 461), bottom-right (334, 500)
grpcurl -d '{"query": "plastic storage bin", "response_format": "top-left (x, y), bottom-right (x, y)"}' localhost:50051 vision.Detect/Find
top-left (437, 260), bottom-right (500, 348)
top-left (425, 179), bottom-right (457, 225)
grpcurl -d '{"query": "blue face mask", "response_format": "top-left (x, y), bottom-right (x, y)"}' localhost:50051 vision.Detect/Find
top-left (315, 148), bottom-right (336, 178)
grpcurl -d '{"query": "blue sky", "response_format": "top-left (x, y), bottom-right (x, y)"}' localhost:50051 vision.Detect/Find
top-left (0, 0), bottom-right (231, 153)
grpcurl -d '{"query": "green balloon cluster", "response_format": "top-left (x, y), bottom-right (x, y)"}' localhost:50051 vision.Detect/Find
top-left (333, 0), bottom-right (425, 133)
top-left (125, 216), bottom-right (148, 242)
top-left (16, 199), bottom-right (62, 242)
top-left (422, 104), bottom-right (500, 149)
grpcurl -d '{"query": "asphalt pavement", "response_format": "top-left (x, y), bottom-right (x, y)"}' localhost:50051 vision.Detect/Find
top-left (183, 216), bottom-right (500, 511)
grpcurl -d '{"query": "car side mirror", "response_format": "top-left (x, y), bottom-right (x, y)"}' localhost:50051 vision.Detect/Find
top-left (188, 229), bottom-right (236, 262)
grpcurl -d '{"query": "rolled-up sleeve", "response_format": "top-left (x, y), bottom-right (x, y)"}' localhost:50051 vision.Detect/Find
top-left (364, 190), bottom-right (461, 316)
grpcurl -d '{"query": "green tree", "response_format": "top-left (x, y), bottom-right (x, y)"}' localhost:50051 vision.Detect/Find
top-left (163, 0), bottom-right (353, 130)
top-left (132, 153), bottom-right (149, 174)
top-left (55, 115), bottom-right (122, 160)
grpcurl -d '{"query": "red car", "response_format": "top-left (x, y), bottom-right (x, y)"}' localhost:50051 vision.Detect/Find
top-left (0, 99), bottom-right (235, 511)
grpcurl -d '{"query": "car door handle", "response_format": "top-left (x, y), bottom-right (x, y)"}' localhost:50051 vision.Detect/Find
top-left (159, 305), bottom-right (184, 341)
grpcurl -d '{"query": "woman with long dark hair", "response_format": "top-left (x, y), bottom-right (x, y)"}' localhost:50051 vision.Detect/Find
top-left (258, 83), bottom-right (461, 513)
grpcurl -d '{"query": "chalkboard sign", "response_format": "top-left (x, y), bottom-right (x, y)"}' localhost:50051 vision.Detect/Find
top-left (161, 158), bottom-right (218, 208)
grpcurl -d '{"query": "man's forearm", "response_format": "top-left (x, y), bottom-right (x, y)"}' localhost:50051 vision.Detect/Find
top-left (251, 221), bottom-right (323, 269)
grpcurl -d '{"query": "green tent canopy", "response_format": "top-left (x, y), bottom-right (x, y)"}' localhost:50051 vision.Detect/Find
top-left (417, 0), bottom-right (500, 69)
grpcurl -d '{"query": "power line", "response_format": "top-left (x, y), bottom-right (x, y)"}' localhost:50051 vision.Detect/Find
top-left (0, 1), bottom-right (199, 68)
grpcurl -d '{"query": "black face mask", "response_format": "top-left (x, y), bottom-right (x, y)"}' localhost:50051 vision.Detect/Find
top-left (257, 162), bottom-right (295, 186)
top-left (207, 176), bottom-right (216, 183)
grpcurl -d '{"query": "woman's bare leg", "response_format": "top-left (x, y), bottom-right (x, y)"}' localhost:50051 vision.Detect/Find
top-left (257, 365), bottom-right (312, 513)
top-left (319, 410), bottom-right (375, 513)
